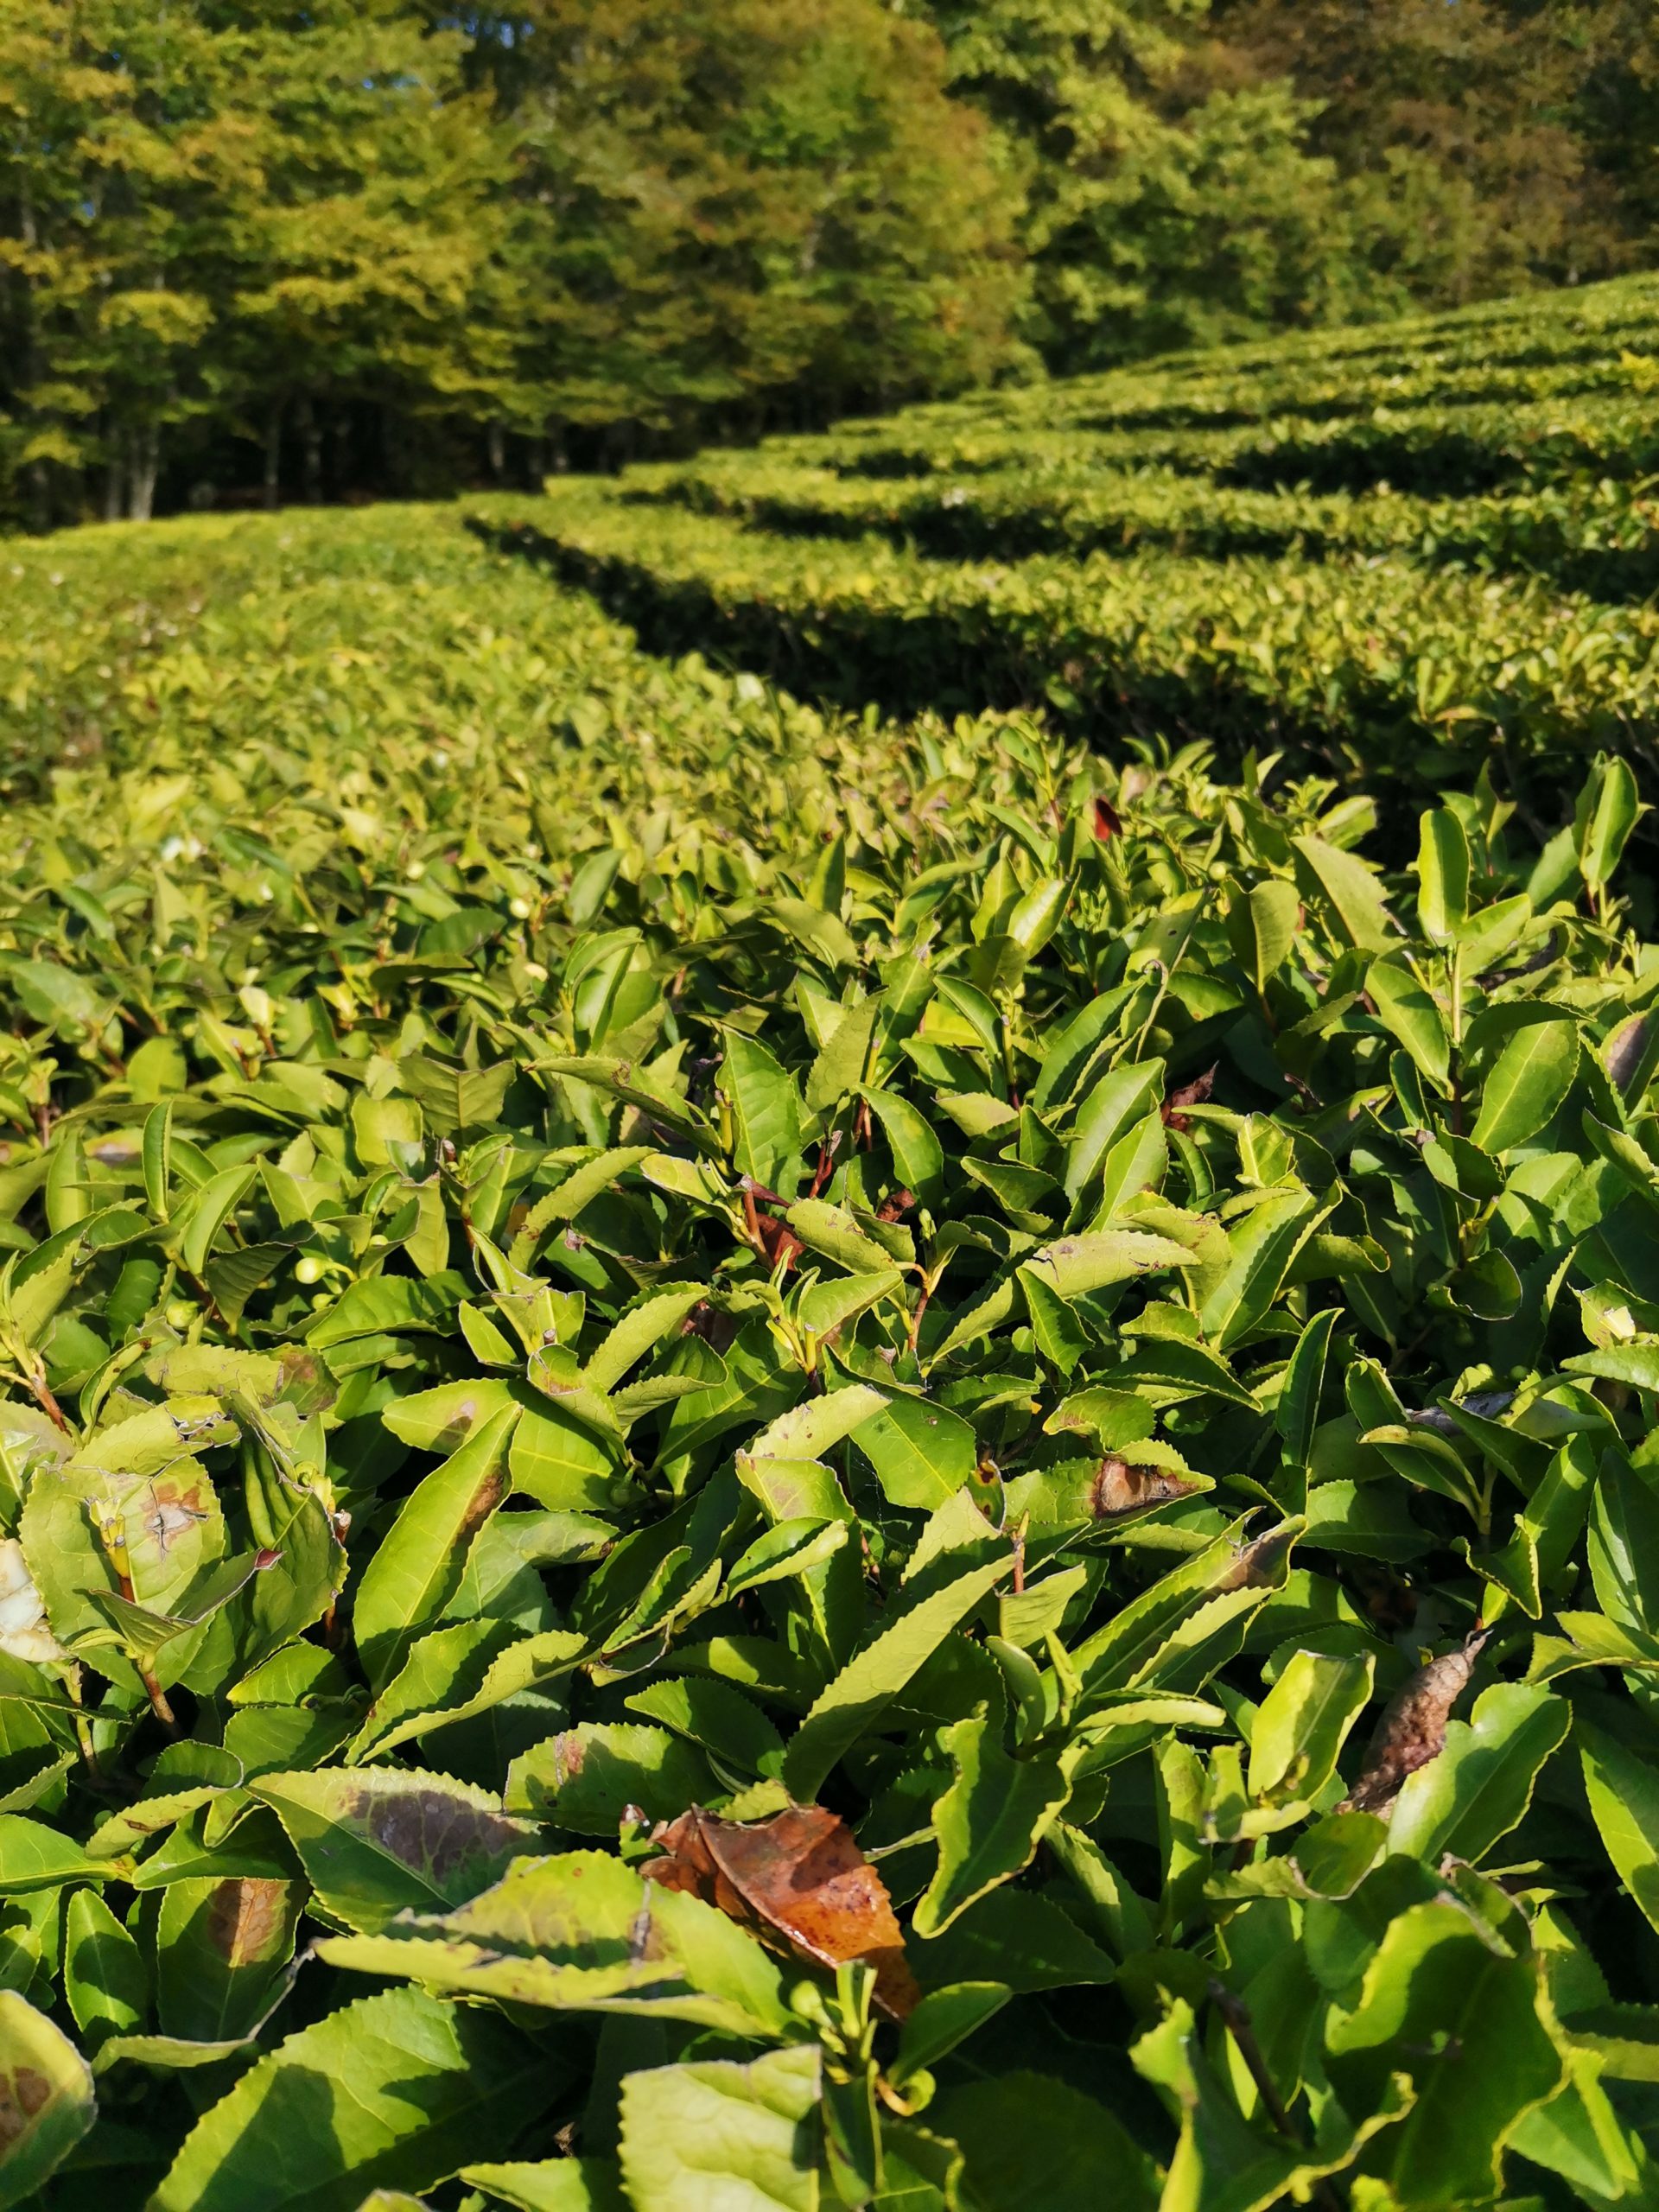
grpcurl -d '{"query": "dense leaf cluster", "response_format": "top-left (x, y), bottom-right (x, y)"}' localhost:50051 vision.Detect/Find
top-left (0, 472), bottom-right (1657, 2210)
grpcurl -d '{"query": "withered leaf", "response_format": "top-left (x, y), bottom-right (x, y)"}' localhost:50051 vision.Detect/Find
top-left (1338, 1629), bottom-right (1491, 1816)
top-left (645, 1804), bottom-right (919, 2019)
top-left (742, 1185), bottom-right (805, 1273)
top-left (204, 1878), bottom-right (301, 1970)
top-left (1604, 1011), bottom-right (1653, 1096)
top-left (754, 1215), bottom-right (804, 1271)
top-left (1161, 1064), bottom-right (1217, 1132)
top-left (680, 1300), bottom-right (741, 1354)
top-left (1089, 1459), bottom-right (1200, 1520)
top-left (1092, 795), bottom-right (1122, 842)
top-left (1213, 1524), bottom-right (1299, 1592)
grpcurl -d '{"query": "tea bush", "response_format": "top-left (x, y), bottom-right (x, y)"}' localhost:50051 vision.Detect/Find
top-left (494, 268), bottom-right (1659, 810)
top-left (0, 310), bottom-right (1657, 2212)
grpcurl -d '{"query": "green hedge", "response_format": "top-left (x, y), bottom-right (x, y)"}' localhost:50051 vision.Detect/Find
top-left (480, 484), bottom-right (1659, 801)
top-left (0, 500), bottom-right (1657, 2209)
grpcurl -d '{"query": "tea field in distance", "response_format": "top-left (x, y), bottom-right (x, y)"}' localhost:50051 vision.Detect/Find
top-left (0, 272), bottom-right (1657, 2212)
top-left (488, 265), bottom-right (1659, 812)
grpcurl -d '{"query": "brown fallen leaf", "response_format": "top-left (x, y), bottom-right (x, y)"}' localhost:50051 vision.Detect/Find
top-left (1089, 1458), bottom-right (1200, 1520)
top-left (1338, 1628), bottom-right (1491, 1816)
top-left (645, 1803), bottom-right (920, 2019)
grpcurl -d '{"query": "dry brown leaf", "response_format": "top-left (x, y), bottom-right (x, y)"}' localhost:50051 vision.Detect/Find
top-left (1162, 1065), bottom-right (1217, 1133)
top-left (1089, 1459), bottom-right (1200, 1520)
top-left (1338, 1628), bottom-right (1491, 1816)
top-left (1214, 1524), bottom-right (1299, 1593)
top-left (645, 1803), bottom-right (919, 2019)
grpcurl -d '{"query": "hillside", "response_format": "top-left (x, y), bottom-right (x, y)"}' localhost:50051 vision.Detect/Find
top-left (0, 281), bottom-right (1656, 2212)
top-left (480, 268), bottom-right (1659, 808)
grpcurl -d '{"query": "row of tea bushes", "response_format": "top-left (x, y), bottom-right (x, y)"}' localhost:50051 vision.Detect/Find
top-left (0, 502), bottom-right (1657, 2209)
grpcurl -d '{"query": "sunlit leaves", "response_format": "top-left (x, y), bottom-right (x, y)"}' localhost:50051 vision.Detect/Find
top-left (147, 1988), bottom-right (542, 2212)
top-left (0, 467), bottom-right (1652, 2212)
top-left (0, 1992), bottom-right (94, 2209)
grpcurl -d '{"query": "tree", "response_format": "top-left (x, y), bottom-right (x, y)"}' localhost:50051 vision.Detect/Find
top-left (920, 0), bottom-right (1659, 365)
top-left (0, 0), bottom-right (508, 524)
top-left (917, 0), bottom-right (1205, 367)
top-left (466, 0), bottom-right (1027, 454)
top-left (0, 0), bottom-right (233, 522)
top-left (1203, 0), bottom-right (1627, 296)
top-left (220, 3), bottom-right (511, 507)
top-left (5, 0), bottom-right (1659, 523)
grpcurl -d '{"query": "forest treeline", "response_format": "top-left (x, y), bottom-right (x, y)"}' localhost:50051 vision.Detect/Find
top-left (3, 0), bottom-right (1656, 526)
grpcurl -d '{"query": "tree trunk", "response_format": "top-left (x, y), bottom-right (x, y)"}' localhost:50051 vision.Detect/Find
top-left (103, 450), bottom-right (124, 523)
top-left (296, 395), bottom-right (323, 503)
top-left (263, 403), bottom-right (283, 509)
top-left (486, 420), bottom-right (506, 480)
top-left (128, 423), bottom-right (160, 521)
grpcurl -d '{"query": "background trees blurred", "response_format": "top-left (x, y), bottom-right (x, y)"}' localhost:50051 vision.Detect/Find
top-left (2, 0), bottom-right (1655, 524)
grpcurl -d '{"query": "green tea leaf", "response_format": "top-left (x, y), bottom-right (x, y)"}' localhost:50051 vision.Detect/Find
top-left (934, 2073), bottom-right (1157, 2212)
top-left (63, 1889), bottom-right (147, 2054)
top-left (461, 2158), bottom-right (626, 2212)
top-left (1247, 1648), bottom-right (1372, 1805)
top-left (1386, 1682), bottom-right (1570, 1866)
top-left (353, 1407), bottom-right (517, 1689)
top-left (147, 1986), bottom-right (542, 2212)
top-left (1324, 1901), bottom-right (1564, 2208)
top-left (1226, 877), bottom-right (1300, 993)
top-left (783, 1554), bottom-right (1012, 1802)
top-left (319, 1850), bottom-right (791, 2039)
top-left (617, 2044), bottom-right (821, 2212)
top-left (505, 1724), bottom-right (712, 1834)
top-left (0, 1990), bottom-right (95, 2209)
top-left (913, 1700), bottom-right (1074, 1936)
top-left (1415, 809), bottom-right (1470, 944)
top-left (853, 1395), bottom-right (976, 1512)
top-left (1471, 1020), bottom-right (1580, 1155)
top-left (1580, 1724), bottom-right (1659, 1933)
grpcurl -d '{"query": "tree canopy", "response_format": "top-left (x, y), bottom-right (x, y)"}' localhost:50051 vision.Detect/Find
top-left (2, 0), bottom-right (1656, 524)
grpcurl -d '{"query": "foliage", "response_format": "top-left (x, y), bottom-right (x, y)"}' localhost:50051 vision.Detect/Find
top-left (921, 0), bottom-right (1659, 369)
top-left (467, 0), bottom-right (1026, 445)
top-left (7, 0), bottom-right (1659, 523)
top-left (0, 0), bottom-right (1022, 530)
top-left (1208, 0), bottom-right (1659, 290)
top-left (913, 6), bottom-right (1446, 370)
top-left (0, 0), bottom-right (510, 527)
top-left (492, 265), bottom-right (1659, 815)
top-left (0, 477), bottom-right (1656, 2209)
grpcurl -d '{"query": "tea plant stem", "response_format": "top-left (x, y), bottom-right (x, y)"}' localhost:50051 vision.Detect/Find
top-left (1208, 1980), bottom-right (1345, 2211)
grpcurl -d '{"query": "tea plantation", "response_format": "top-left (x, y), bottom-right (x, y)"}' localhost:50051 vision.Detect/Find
top-left (1, 274), bottom-right (1658, 2212)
